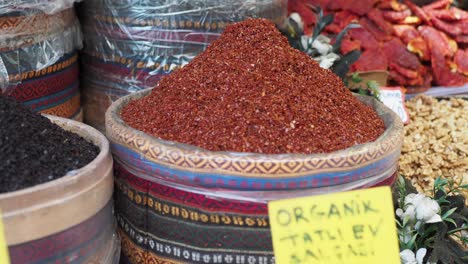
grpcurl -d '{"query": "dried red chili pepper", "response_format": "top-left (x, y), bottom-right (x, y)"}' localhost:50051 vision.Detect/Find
top-left (122, 19), bottom-right (385, 154)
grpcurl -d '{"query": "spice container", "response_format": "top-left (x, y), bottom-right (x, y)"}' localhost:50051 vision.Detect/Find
top-left (0, 115), bottom-right (120, 264)
top-left (0, 2), bottom-right (83, 119)
top-left (106, 88), bottom-right (403, 263)
top-left (79, 0), bottom-right (288, 132)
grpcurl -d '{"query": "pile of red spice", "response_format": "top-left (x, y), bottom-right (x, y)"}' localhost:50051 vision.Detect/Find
top-left (122, 19), bottom-right (385, 154)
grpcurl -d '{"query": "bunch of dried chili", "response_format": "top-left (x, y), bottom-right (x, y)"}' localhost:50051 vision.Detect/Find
top-left (122, 19), bottom-right (385, 154)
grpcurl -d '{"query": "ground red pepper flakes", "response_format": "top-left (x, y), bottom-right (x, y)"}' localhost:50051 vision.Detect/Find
top-left (122, 19), bottom-right (386, 154)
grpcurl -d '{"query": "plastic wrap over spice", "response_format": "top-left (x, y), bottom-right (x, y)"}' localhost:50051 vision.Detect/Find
top-left (0, 0), bottom-right (81, 14)
top-left (107, 89), bottom-right (403, 197)
top-left (0, 3), bottom-right (83, 119)
top-left (79, 0), bottom-right (287, 131)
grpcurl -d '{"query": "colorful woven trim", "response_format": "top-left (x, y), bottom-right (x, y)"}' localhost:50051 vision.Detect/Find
top-left (81, 53), bottom-right (174, 86)
top-left (82, 0), bottom-right (286, 31)
top-left (107, 90), bottom-right (403, 191)
top-left (4, 53), bottom-right (81, 119)
top-left (115, 162), bottom-right (268, 216)
top-left (115, 162), bottom-right (275, 263)
top-left (6, 52), bottom-right (78, 84)
top-left (39, 93), bottom-right (81, 119)
top-left (0, 9), bottom-right (76, 39)
top-left (112, 142), bottom-right (400, 190)
top-left (0, 18), bottom-right (81, 53)
top-left (91, 14), bottom-right (231, 31)
top-left (119, 227), bottom-right (275, 264)
top-left (85, 22), bottom-right (222, 45)
top-left (115, 163), bottom-right (396, 264)
top-left (8, 201), bottom-right (114, 264)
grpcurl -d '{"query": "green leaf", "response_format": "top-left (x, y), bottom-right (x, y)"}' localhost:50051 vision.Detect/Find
top-left (323, 14), bottom-right (334, 26)
top-left (437, 197), bottom-right (450, 205)
top-left (402, 215), bottom-right (410, 227)
top-left (445, 217), bottom-right (457, 227)
top-left (442, 207), bottom-right (458, 220)
top-left (406, 233), bottom-right (419, 250)
top-left (459, 184), bottom-right (468, 190)
top-left (433, 177), bottom-right (449, 194)
top-left (332, 23), bottom-right (360, 53)
top-left (396, 220), bottom-right (402, 228)
top-left (331, 50), bottom-right (361, 79)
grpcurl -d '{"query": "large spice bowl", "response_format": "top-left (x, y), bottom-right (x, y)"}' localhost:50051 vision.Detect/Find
top-left (106, 89), bottom-right (404, 263)
top-left (0, 116), bottom-right (120, 263)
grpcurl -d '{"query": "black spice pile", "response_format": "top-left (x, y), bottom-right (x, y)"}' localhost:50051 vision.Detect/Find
top-left (122, 19), bottom-right (386, 154)
top-left (0, 95), bottom-right (99, 193)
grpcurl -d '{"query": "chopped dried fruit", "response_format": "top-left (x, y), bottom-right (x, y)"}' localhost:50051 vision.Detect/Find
top-left (408, 37), bottom-right (430, 61)
top-left (393, 24), bottom-right (420, 44)
top-left (348, 27), bottom-right (380, 50)
top-left (351, 48), bottom-right (388, 71)
top-left (454, 49), bottom-right (468, 76)
top-left (383, 38), bottom-right (423, 71)
top-left (419, 26), bottom-right (457, 57)
top-left (404, 0), bottom-right (433, 26)
top-left (422, 0), bottom-right (453, 12)
top-left (368, 8), bottom-right (395, 35)
top-left (383, 9), bottom-right (412, 23)
top-left (377, 0), bottom-right (408, 12)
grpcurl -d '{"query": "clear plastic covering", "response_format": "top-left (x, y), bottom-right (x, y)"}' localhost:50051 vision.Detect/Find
top-left (0, 3), bottom-right (83, 94)
top-left (80, 0), bottom-right (288, 131)
top-left (0, 0), bottom-right (80, 15)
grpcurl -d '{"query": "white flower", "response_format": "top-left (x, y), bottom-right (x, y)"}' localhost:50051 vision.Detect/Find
top-left (405, 193), bottom-right (426, 207)
top-left (400, 248), bottom-right (427, 264)
top-left (316, 34), bottom-right (331, 44)
top-left (289, 13), bottom-right (304, 33)
top-left (400, 249), bottom-right (416, 264)
top-left (415, 197), bottom-right (442, 223)
top-left (396, 204), bottom-right (417, 223)
top-left (301, 36), bottom-right (311, 51)
top-left (402, 193), bottom-right (442, 224)
top-left (317, 53), bottom-right (340, 69)
top-left (312, 39), bottom-right (333, 55)
top-left (280, 13), bottom-right (304, 37)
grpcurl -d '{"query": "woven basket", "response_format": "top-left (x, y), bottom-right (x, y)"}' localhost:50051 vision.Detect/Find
top-left (0, 115), bottom-right (119, 264)
top-left (106, 89), bottom-right (404, 263)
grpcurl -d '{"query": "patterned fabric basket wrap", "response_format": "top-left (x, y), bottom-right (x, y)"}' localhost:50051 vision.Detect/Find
top-left (114, 162), bottom-right (398, 264)
top-left (0, 3), bottom-right (83, 119)
top-left (0, 115), bottom-right (120, 264)
top-left (0, 8), bottom-right (76, 41)
top-left (3, 52), bottom-right (82, 119)
top-left (106, 89), bottom-right (404, 194)
top-left (106, 90), bottom-right (403, 263)
top-left (79, 0), bottom-right (287, 131)
top-left (0, 5), bottom-right (82, 90)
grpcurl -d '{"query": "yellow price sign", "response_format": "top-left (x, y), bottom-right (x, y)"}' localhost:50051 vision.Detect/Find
top-left (0, 209), bottom-right (10, 264)
top-left (268, 187), bottom-right (399, 264)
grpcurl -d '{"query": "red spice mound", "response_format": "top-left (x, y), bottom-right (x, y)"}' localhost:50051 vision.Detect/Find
top-left (122, 19), bottom-right (385, 154)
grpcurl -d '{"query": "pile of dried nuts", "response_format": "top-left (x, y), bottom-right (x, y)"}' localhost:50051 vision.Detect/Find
top-left (400, 95), bottom-right (468, 194)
